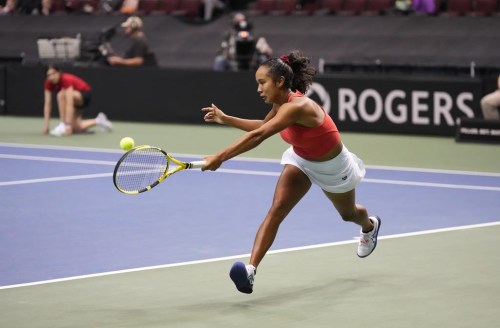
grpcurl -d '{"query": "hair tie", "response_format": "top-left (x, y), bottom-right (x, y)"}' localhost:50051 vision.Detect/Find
top-left (279, 55), bottom-right (290, 65)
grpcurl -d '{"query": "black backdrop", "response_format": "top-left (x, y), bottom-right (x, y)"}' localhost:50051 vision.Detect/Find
top-left (0, 67), bottom-right (5, 115)
top-left (3, 65), bottom-right (485, 136)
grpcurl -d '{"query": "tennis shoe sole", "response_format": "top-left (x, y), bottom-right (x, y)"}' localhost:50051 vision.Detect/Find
top-left (229, 261), bottom-right (253, 294)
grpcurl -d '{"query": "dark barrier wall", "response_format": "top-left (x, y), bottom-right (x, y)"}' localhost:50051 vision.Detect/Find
top-left (0, 66), bottom-right (5, 115)
top-left (4, 66), bottom-right (484, 136)
top-left (5, 66), bottom-right (265, 123)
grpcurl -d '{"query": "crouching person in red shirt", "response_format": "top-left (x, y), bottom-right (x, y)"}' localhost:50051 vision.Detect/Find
top-left (43, 65), bottom-right (113, 136)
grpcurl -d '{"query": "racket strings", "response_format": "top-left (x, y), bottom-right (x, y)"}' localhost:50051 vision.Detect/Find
top-left (115, 148), bottom-right (168, 192)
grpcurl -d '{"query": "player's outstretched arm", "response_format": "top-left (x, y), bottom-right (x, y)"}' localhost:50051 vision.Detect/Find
top-left (202, 104), bottom-right (297, 171)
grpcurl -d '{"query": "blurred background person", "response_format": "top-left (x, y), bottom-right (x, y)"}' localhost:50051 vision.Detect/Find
top-left (213, 12), bottom-right (273, 71)
top-left (213, 12), bottom-right (252, 71)
top-left (0, 0), bottom-right (50, 14)
top-left (480, 74), bottom-right (500, 120)
top-left (0, 0), bottom-right (15, 14)
top-left (119, 0), bottom-right (139, 14)
top-left (201, 0), bottom-right (225, 22)
top-left (251, 36), bottom-right (273, 70)
top-left (43, 65), bottom-right (113, 137)
top-left (412, 0), bottom-right (436, 15)
top-left (394, 0), bottom-right (412, 14)
top-left (107, 16), bottom-right (158, 67)
top-left (98, 0), bottom-right (121, 13)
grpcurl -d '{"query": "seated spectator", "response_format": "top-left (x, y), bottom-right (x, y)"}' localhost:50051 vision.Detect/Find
top-left (0, 0), bottom-right (15, 14)
top-left (480, 75), bottom-right (500, 120)
top-left (41, 0), bottom-right (50, 14)
top-left (0, 0), bottom-right (50, 14)
top-left (107, 16), bottom-right (158, 67)
top-left (394, 0), bottom-right (436, 15)
top-left (412, 0), bottom-right (436, 15)
top-left (120, 0), bottom-right (138, 14)
top-left (99, 0), bottom-right (121, 14)
top-left (65, 0), bottom-right (97, 14)
top-left (394, 0), bottom-right (411, 14)
top-left (202, 0), bottom-right (225, 22)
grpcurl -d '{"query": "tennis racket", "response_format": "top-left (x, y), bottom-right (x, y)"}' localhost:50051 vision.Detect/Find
top-left (113, 145), bottom-right (205, 194)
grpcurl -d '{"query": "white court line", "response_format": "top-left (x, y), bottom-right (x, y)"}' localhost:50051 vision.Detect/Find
top-left (1, 142), bottom-right (500, 176)
top-left (1, 156), bottom-right (499, 191)
top-left (215, 170), bottom-right (500, 191)
top-left (0, 154), bottom-right (116, 165)
top-left (1, 221), bottom-right (498, 290)
top-left (362, 178), bottom-right (500, 192)
top-left (0, 173), bottom-right (112, 186)
top-left (0, 142), bottom-right (125, 154)
top-left (1, 164), bottom-right (499, 191)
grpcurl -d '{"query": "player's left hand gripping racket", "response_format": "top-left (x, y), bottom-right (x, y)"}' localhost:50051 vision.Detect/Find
top-left (113, 145), bottom-right (206, 194)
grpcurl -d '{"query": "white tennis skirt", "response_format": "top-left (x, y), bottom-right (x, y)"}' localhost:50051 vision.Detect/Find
top-left (280, 145), bottom-right (366, 193)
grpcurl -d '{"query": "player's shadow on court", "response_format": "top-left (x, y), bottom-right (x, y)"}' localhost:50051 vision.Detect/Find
top-left (177, 275), bottom-right (375, 313)
top-left (238, 276), bottom-right (371, 307)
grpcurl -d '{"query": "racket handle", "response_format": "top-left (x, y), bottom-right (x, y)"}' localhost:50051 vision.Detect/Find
top-left (188, 160), bottom-right (206, 169)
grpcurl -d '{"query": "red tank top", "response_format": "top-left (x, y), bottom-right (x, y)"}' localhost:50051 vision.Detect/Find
top-left (279, 92), bottom-right (341, 159)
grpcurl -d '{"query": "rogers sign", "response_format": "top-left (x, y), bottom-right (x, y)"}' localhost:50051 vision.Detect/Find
top-left (309, 76), bottom-right (482, 136)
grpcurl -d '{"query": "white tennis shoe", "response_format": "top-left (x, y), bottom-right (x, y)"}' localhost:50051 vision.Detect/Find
top-left (96, 112), bottom-right (113, 132)
top-left (49, 122), bottom-right (66, 137)
top-left (357, 216), bottom-right (381, 258)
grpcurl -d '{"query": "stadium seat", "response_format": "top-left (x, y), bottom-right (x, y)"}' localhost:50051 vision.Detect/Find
top-left (297, 0), bottom-right (321, 14)
top-left (320, 0), bottom-right (343, 14)
top-left (252, 0), bottom-right (276, 14)
top-left (340, 0), bottom-right (367, 14)
top-left (173, 0), bottom-right (202, 17)
top-left (473, 0), bottom-right (498, 15)
top-left (50, 0), bottom-right (66, 13)
top-left (446, 0), bottom-right (473, 15)
top-left (64, 0), bottom-right (98, 13)
top-left (365, 0), bottom-right (392, 14)
top-left (157, 0), bottom-right (181, 14)
top-left (138, 0), bottom-right (159, 14)
top-left (274, 0), bottom-right (297, 14)
top-left (85, 0), bottom-right (100, 11)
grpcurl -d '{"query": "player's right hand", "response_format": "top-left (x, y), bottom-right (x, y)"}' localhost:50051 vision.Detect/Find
top-left (201, 154), bottom-right (223, 171)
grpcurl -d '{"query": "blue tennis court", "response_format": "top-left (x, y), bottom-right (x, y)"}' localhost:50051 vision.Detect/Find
top-left (1, 143), bottom-right (498, 290)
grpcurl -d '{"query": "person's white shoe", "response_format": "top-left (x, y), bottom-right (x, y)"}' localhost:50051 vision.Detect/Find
top-left (96, 112), bottom-right (113, 132)
top-left (49, 122), bottom-right (66, 137)
top-left (357, 216), bottom-right (381, 258)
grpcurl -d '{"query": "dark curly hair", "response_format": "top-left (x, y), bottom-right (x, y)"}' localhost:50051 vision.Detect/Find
top-left (260, 50), bottom-right (316, 94)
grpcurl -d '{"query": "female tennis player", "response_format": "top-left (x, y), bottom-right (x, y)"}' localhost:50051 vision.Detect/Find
top-left (201, 50), bottom-right (381, 294)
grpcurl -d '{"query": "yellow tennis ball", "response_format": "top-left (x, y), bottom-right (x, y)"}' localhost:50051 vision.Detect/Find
top-left (120, 137), bottom-right (135, 151)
